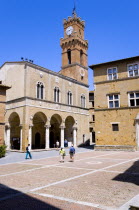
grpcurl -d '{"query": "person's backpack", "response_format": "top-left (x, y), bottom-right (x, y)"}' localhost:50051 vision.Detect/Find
top-left (70, 147), bottom-right (75, 153)
top-left (26, 146), bottom-right (28, 151)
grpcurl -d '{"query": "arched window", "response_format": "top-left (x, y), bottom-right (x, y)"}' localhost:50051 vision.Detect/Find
top-left (54, 87), bottom-right (60, 103)
top-left (67, 91), bottom-right (72, 105)
top-left (80, 50), bottom-right (83, 65)
top-left (67, 49), bottom-right (71, 64)
top-left (81, 94), bottom-right (86, 108)
top-left (36, 82), bottom-right (44, 99)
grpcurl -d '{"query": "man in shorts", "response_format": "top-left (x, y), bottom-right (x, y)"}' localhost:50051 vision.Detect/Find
top-left (69, 144), bottom-right (75, 162)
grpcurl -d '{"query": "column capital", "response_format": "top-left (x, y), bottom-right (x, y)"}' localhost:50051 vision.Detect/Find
top-left (60, 125), bottom-right (65, 129)
top-left (45, 124), bottom-right (51, 129)
top-left (19, 124), bottom-right (23, 128)
top-left (29, 124), bottom-right (33, 128)
top-left (73, 126), bottom-right (77, 130)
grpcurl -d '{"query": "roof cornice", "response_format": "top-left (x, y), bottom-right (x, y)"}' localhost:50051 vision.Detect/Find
top-left (89, 55), bottom-right (139, 69)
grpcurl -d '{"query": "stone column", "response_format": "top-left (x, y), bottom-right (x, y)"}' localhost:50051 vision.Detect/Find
top-left (19, 125), bottom-right (23, 151)
top-left (60, 126), bottom-right (65, 148)
top-left (28, 124), bottom-right (33, 149)
top-left (6, 125), bottom-right (11, 150)
top-left (45, 125), bottom-right (51, 149)
top-left (73, 127), bottom-right (77, 147)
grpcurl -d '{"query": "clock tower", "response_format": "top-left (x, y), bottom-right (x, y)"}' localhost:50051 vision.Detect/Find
top-left (59, 11), bottom-right (88, 85)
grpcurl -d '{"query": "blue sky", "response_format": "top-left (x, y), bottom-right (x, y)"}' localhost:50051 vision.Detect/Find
top-left (0, 0), bottom-right (139, 90)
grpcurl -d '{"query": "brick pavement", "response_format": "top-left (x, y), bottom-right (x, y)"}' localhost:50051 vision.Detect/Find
top-left (0, 150), bottom-right (139, 209)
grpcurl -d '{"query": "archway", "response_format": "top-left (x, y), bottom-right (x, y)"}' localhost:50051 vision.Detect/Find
top-left (65, 116), bottom-right (75, 146)
top-left (35, 132), bottom-right (41, 149)
top-left (50, 114), bottom-right (62, 148)
top-left (50, 131), bottom-right (54, 148)
top-left (9, 112), bottom-right (20, 150)
top-left (32, 112), bottom-right (47, 149)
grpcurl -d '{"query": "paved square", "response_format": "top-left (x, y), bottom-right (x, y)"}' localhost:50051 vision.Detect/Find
top-left (0, 150), bottom-right (139, 209)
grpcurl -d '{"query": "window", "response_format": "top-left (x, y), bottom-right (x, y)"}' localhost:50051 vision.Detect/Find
top-left (92, 115), bottom-right (95, 122)
top-left (129, 92), bottom-right (139, 107)
top-left (80, 50), bottom-right (83, 65)
top-left (36, 82), bottom-right (44, 99)
top-left (108, 94), bottom-right (120, 108)
top-left (54, 87), bottom-right (60, 103)
top-left (67, 49), bottom-right (71, 64)
top-left (112, 124), bottom-right (119, 131)
top-left (81, 95), bottom-right (86, 108)
top-left (128, 64), bottom-right (139, 77)
top-left (67, 91), bottom-right (72, 105)
top-left (107, 67), bottom-right (117, 80)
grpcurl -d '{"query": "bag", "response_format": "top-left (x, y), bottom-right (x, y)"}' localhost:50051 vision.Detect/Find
top-left (26, 146), bottom-right (28, 151)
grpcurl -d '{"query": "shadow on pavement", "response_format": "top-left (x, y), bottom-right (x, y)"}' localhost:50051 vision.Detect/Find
top-left (113, 160), bottom-right (139, 186)
top-left (78, 144), bottom-right (95, 150)
top-left (0, 184), bottom-right (60, 210)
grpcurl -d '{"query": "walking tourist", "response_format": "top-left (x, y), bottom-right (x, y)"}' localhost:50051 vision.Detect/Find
top-left (25, 144), bottom-right (32, 159)
top-left (59, 147), bottom-right (66, 162)
top-left (69, 144), bottom-right (75, 162)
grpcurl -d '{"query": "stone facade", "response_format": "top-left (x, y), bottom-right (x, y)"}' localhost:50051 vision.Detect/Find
top-left (89, 91), bottom-right (95, 144)
top-left (0, 12), bottom-right (90, 151)
top-left (90, 56), bottom-right (139, 150)
top-left (0, 83), bottom-right (10, 145)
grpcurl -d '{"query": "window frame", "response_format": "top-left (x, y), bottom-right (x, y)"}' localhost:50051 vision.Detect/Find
top-left (107, 67), bottom-right (118, 81)
top-left (67, 49), bottom-right (71, 64)
top-left (81, 94), bottom-right (86, 108)
top-left (127, 63), bottom-right (139, 77)
top-left (128, 92), bottom-right (139, 107)
top-left (36, 82), bottom-right (44, 100)
top-left (54, 87), bottom-right (60, 103)
top-left (80, 50), bottom-right (83, 66)
top-left (108, 94), bottom-right (120, 108)
top-left (92, 115), bottom-right (95, 122)
top-left (67, 91), bottom-right (73, 105)
top-left (112, 123), bottom-right (119, 131)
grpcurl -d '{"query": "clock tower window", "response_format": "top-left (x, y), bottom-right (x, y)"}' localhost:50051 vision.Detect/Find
top-left (67, 49), bottom-right (71, 64)
top-left (80, 50), bottom-right (83, 65)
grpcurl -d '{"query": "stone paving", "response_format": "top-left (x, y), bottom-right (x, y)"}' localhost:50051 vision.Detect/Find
top-left (0, 149), bottom-right (139, 209)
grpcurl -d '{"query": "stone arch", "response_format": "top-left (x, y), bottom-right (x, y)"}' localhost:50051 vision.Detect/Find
top-left (50, 114), bottom-right (62, 148)
top-left (32, 112), bottom-right (47, 149)
top-left (65, 116), bottom-right (75, 144)
top-left (8, 112), bottom-right (20, 150)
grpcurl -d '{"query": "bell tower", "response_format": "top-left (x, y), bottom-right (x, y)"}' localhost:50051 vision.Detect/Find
top-left (60, 11), bottom-right (88, 85)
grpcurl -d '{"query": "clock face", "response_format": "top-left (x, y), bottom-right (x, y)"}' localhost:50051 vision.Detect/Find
top-left (80, 68), bottom-right (85, 77)
top-left (66, 26), bottom-right (73, 35)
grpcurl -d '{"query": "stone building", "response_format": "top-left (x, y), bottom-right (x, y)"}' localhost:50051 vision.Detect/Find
top-left (0, 82), bottom-right (10, 146)
top-left (0, 12), bottom-right (90, 151)
top-left (89, 91), bottom-right (95, 144)
top-left (90, 56), bottom-right (139, 150)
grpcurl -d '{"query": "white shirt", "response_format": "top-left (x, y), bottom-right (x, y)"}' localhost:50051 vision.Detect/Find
top-left (28, 145), bottom-right (31, 151)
